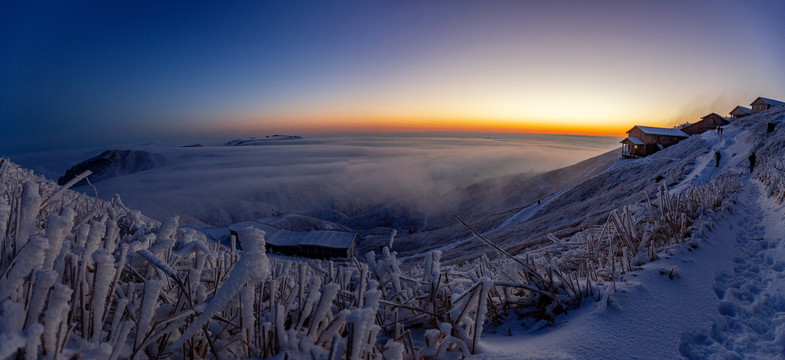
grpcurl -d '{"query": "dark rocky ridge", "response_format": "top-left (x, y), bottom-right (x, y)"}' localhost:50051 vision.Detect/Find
top-left (58, 150), bottom-right (164, 186)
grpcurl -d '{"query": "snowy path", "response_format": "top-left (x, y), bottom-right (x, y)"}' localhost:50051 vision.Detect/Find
top-left (680, 180), bottom-right (785, 358)
top-left (481, 176), bottom-right (785, 359)
top-left (672, 127), bottom-right (750, 194)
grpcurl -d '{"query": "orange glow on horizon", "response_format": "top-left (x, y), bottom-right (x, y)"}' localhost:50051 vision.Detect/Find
top-left (207, 115), bottom-right (653, 138)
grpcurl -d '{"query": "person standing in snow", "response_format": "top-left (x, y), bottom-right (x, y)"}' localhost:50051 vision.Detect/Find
top-left (748, 152), bottom-right (756, 173)
top-left (715, 151), bottom-right (721, 167)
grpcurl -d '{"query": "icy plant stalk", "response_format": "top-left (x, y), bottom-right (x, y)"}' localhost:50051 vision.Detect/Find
top-left (135, 279), bottom-right (164, 348)
top-left (42, 209), bottom-right (75, 270)
top-left (42, 284), bottom-right (73, 357)
top-left (0, 236), bottom-right (48, 300)
top-left (24, 270), bottom-right (57, 331)
top-left (16, 181), bottom-right (41, 247)
top-left (171, 227), bottom-right (270, 348)
top-left (90, 250), bottom-right (116, 343)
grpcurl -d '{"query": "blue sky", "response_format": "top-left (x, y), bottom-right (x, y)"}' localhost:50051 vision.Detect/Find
top-left (2, 0), bottom-right (784, 154)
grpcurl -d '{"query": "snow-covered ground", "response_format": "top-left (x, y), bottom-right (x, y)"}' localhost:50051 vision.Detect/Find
top-left (482, 175), bottom-right (784, 359)
top-left (480, 107), bottom-right (785, 359)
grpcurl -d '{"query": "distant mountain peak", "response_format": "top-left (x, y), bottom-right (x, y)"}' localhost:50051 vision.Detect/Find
top-left (224, 135), bottom-right (303, 146)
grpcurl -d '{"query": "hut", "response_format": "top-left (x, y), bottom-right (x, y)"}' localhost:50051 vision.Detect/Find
top-left (750, 97), bottom-right (785, 114)
top-left (230, 222), bottom-right (357, 259)
top-left (298, 231), bottom-right (357, 259)
top-left (621, 125), bottom-right (688, 158)
top-left (729, 106), bottom-right (751, 119)
top-left (682, 113), bottom-right (730, 135)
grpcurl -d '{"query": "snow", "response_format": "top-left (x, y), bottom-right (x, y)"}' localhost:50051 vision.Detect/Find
top-left (621, 136), bottom-right (644, 145)
top-left (681, 181), bottom-right (785, 357)
top-left (481, 180), bottom-right (743, 359)
top-left (478, 106), bottom-right (785, 359)
top-left (265, 229), bottom-right (306, 247)
top-left (731, 105), bottom-right (752, 115)
top-left (493, 197), bottom-right (763, 358)
top-left (630, 125), bottom-right (690, 137)
top-left (753, 97), bottom-right (785, 106)
top-left (300, 230), bottom-right (356, 249)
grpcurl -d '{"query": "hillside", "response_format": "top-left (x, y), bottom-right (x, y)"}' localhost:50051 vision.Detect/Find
top-left (482, 105), bottom-right (785, 359)
top-left (0, 105), bottom-right (783, 359)
top-left (393, 134), bottom-right (707, 263)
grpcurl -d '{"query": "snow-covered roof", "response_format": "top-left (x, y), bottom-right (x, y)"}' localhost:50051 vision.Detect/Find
top-left (730, 106), bottom-right (751, 115)
top-left (300, 231), bottom-right (356, 249)
top-left (629, 126), bottom-right (689, 137)
top-left (751, 97), bottom-right (785, 106)
top-left (620, 136), bottom-right (644, 145)
top-left (229, 223), bottom-right (356, 249)
top-left (266, 229), bottom-right (307, 247)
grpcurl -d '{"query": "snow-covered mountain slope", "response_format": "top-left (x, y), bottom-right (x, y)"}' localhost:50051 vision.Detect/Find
top-left (477, 105), bottom-right (785, 359)
top-left (395, 136), bottom-right (706, 262)
top-left (482, 179), bottom-right (785, 359)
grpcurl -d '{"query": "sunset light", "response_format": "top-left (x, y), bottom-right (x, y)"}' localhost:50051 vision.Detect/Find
top-left (2, 1), bottom-right (784, 153)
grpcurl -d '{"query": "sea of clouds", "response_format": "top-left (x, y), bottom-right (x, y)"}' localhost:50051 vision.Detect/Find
top-left (10, 133), bottom-right (621, 226)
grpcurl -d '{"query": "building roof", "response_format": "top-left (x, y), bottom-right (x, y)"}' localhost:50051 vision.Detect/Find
top-left (701, 113), bottom-right (727, 120)
top-left (620, 136), bottom-right (644, 145)
top-left (628, 126), bottom-right (689, 137)
top-left (300, 230), bottom-right (356, 249)
top-left (751, 97), bottom-right (785, 106)
top-left (266, 229), bottom-right (307, 247)
top-left (229, 220), bottom-right (357, 250)
top-left (730, 106), bottom-right (751, 115)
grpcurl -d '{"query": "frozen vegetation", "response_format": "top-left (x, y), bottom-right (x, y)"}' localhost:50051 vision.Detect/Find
top-left (0, 106), bottom-right (784, 358)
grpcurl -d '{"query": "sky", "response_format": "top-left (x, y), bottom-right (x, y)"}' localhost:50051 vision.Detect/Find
top-left (2, 0), bottom-right (785, 154)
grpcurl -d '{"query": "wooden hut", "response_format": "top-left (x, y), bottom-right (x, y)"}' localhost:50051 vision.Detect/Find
top-left (682, 113), bottom-right (730, 135)
top-left (621, 125), bottom-right (688, 158)
top-left (729, 106), bottom-right (751, 119)
top-left (750, 97), bottom-right (785, 114)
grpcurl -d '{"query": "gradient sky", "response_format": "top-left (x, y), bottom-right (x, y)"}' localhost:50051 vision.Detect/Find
top-left (2, 0), bottom-right (784, 154)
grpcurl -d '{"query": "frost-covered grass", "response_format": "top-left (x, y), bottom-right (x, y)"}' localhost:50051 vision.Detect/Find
top-left (0, 140), bottom-right (742, 359)
top-left (0, 158), bottom-right (496, 359)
